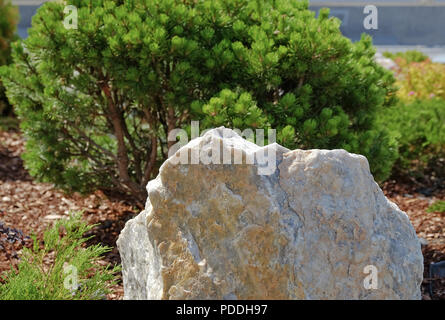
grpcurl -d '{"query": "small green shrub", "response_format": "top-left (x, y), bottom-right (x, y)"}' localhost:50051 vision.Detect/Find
top-left (376, 98), bottom-right (445, 178)
top-left (0, 213), bottom-right (120, 300)
top-left (1, 0), bottom-right (397, 204)
top-left (427, 200), bottom-right (445, 213)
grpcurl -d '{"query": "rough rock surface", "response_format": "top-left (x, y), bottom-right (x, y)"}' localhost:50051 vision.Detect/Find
top-left (117, 127), bottom-right (423, 300)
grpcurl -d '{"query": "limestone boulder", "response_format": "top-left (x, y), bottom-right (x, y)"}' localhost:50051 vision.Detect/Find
top-left (117, 127), bottom-right (423, 300)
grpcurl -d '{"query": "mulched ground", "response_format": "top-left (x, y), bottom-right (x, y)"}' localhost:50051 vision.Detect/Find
top-left (0, 130), bottom-right (138, 300)
top-left (382, 180), bottom-right (445, 299)
top-left (1, 129), bottom-right (444, 300)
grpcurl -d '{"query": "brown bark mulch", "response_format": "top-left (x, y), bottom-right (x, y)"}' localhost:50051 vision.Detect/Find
top-left (1, 129), bottom-right (444, 300)
top-left (382, 180), bottom-right (445, 300)
top-left (0, 130), bottom-right (137, 300)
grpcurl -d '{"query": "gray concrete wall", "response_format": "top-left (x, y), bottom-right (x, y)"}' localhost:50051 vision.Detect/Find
top-left (12, 1), bottom-right (47, 38)
top-left (11, 1), bottom-right (445, 47)
top-left (16, 5), bottom-right (40, 38)
top-left (310, 5), bottom-right (445, 46)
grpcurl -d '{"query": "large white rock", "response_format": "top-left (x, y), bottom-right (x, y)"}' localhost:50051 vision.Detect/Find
top-left (117, 127), bottom-right (423, 300)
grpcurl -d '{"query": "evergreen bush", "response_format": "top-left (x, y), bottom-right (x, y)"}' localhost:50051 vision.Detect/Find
top-left (377, 98), bottom-right (445, 181)
top-left (1, 0), bottom-right (397, 204)
top-left (0, 213), bottom-right (119, 300)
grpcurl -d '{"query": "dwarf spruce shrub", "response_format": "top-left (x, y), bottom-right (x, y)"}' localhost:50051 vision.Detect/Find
top-left (377, 98), bottom-right (445, 180)
top-left (0, 0), bottom-right (18, 116)
top-left (0, 213), bottom-right (119, 300)
top-left (1, 0), bottom-right (397, 203)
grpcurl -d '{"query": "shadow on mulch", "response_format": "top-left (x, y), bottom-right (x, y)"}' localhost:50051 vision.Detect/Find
top-left (83, 210), bottom-right (136, 267)
top-left (0, 151), bottom-right (31, 182)
top-left (422, 246), bottom-right (445, 300)
top-left (0, 127), bottom-right (31, 183)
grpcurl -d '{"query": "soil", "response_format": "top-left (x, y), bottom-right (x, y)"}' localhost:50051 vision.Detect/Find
top-left (1, 129), bottom-right (444, 300)
top-left (0, 130), bottom-right (137, 300)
